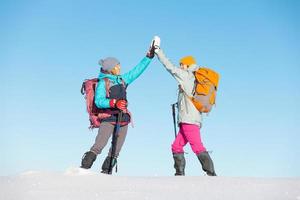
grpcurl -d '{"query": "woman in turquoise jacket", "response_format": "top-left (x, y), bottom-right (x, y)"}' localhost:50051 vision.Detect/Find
top-left (80, 37), bottom-right (159, 173)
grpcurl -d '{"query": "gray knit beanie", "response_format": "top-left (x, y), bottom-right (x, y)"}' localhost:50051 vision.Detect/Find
top-left (98, 57), bottom-right (120, 71)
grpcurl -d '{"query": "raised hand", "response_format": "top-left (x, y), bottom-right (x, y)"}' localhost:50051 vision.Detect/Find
top-left (146, 36), bottom-right (161, 58)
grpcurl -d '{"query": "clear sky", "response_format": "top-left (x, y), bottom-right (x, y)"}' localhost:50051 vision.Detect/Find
top-left (1, 0), bottom-right (299, 177)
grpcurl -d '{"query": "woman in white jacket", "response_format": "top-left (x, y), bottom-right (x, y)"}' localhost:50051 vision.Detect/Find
top-left (154, 40), bottom-right (216, 176)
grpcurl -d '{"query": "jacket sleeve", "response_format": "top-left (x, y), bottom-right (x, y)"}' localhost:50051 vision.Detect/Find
top-left (94, 78), bottom-right (110, 108)
top-left (155, 49), bottom-right (189, 85)
top-left (121, 57), bottom-right (152, 85)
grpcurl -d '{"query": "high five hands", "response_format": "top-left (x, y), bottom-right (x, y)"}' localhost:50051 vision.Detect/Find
top-left (146, 36), bottom-right (161, 59)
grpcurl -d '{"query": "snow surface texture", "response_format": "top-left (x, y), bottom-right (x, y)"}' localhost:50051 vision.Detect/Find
top-left (1, 167), bottom-right (300, 200)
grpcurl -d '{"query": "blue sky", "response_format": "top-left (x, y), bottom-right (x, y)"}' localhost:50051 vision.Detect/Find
top-left (1, 0), bottom-right (299, 177)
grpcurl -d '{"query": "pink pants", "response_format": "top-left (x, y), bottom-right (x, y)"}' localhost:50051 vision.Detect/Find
top-left (171, 123), bottom-right (206, 154)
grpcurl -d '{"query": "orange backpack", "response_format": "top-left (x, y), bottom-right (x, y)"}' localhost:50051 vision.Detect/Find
top-left (189, 67), bottom-right (220, 113)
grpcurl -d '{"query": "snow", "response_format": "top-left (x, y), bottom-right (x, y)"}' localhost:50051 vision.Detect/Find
top-left (1, 167), bottom-right (300, 200)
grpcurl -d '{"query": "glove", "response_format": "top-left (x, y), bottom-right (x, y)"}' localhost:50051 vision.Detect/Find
top-left (109, 99), bottom-right (128, 111)
top-left (153, 35), bottom-right (161, 53)
top-left (146, 36), bottom-right (161, 58)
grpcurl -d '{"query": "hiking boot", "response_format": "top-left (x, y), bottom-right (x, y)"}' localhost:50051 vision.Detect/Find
top-left (81, 151), bottom-right (97, 169)
top-left (197, 151), bottom-right (216, 176)
top-left (101, 156), bottom-right (117, 174)
top-left (173, 153), bottom-right (186, 176)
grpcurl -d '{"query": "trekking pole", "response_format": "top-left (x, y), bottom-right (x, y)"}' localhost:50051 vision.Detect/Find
top-left (171, 103), bottom-right (178, 139)
top-left (108, 111), bottom-right (123, 174)
top-left (171, 103), bottom-right (188, 155)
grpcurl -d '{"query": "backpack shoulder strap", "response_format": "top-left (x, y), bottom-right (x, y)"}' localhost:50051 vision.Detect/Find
top-left (192, 70), bottom-right (198, 96)
top-left (103, 78), bottom-right (110, 98)
top-left (120, 77), bottom-right (127, 89)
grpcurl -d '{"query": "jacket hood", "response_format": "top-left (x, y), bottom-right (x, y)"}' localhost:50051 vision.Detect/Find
top-left (98, 72), bottom-right (122, 84)
top-left (187, 64), bottom-right (199, 72)
top-left (99, 72), bottom-right (116, 79)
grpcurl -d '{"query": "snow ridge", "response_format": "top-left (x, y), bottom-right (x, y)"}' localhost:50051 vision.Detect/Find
top-left (1, 168), bottom-right (299, 200)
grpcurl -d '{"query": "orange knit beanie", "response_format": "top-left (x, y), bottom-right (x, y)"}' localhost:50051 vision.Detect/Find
top-left (179, 56), bottom-right (196, 66)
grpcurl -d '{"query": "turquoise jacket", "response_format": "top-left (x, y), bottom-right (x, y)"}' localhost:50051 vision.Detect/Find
top-left (95, 57), bottom-right (152, 108)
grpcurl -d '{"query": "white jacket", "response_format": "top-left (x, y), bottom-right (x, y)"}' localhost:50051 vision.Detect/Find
top-left (156, 49), bottom-right (202, 126)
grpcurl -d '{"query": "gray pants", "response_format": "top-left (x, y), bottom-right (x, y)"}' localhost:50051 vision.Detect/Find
top-left (90, 122), bottom-right (128, 157)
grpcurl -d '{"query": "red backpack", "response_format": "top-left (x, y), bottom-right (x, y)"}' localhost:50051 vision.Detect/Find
top-left (80, 78), bottom-right (112, 129)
